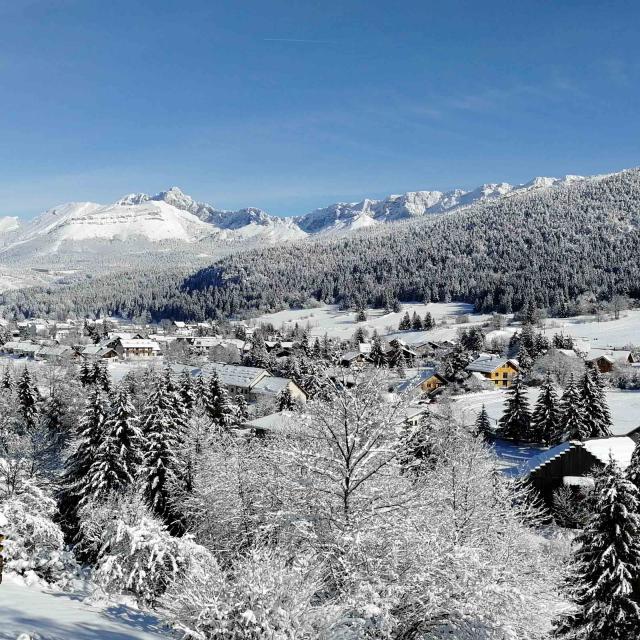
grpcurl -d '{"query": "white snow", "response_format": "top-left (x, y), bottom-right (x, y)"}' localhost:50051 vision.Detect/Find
top-left (249, 302), bottom-right (491, 341)
top-left (0, 574), bottom-right (174, 640)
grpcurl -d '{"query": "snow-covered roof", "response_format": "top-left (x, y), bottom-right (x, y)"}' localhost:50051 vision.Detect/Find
top-left (200, 363), bottom-right (269, 389)
top-left (245, 410), bottom-right (296, 431)
top-left (466, 356), bottom-right (518, 374)
top-left (192, 337), bottom-right (223, 347)
top-left (520, 436), bottom-right (637, 477)
top-left (252, 376), bottom-right (297, 396)
top-left (586, 349), bottom-right (631, 363)
top-left (120, 339), bottom-right (160, 350)
top-left (340, 351), bottom-right (367, 362)
top-left (396, 367), bottom-right (444, 393)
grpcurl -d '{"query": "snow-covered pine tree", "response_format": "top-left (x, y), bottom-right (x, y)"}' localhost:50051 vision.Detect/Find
top-left (277, 386), bottom-right (296, 411)
top-left (87, 386), bottom-right (143, 500)
top-left (140, 378), bottom-right (183, 526)
top-left (580, 365), bottom-right (613, 438)
top-left (203, 373), bottom-right (235, 430)
top-left (398, 312), bottom-right (411, 331)
top-left (41, 393), bottom-right (67, 449)
top-left (17, 367), bottom-right (39, 431)
top-left (555, 373), bottom-right (588, 443)
top-left (497, 376), bottom-right (532, 441)
top-left (423, 311), bottom-right (435, 330)
top-left (92, 360), bottom-right (111, 392)
top-left (79, 358), bottom-right (92, 386)
top-left (1, 367), bottom-right (13, 391)
top-left (59, 386), bottom-right (108, 536)
top-left (530, 372), bottom-right (560, 445)
top-left (627, 442), bottom-right (640, 489)
top-left (411, 312), bottom-right (423, 331)
top-left (178, 369), bottom-right (197, 412)
top-left (474, 404), bottom-right (492, 441)
top-left (235, 394), bottom-right (249, 424)
top-left (554, 459), bottom-right (640, 639)
top-left (387, 341), bottom-right (404, 369)
top-left (369, 335), bottom-right (388, 367)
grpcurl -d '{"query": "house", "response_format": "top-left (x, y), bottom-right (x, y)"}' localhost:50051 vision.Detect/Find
top-left (339, 351), bottom-right (371, 367)
top-left (79, 344), bottom-right (119, 360)
top-left (199, 363), bottom-right (271, 396)
top-left (191, 337), bottom-right (224, 355)
top-left (586, 349), bottom-right (636, 373)
top-left (396, 368), bottom-right (448, 397)
top-left (521, 436), bottom-right (637, 503)
top-left (251, 376), bottom-right (307, 403)
top-left (466, 355), bottom-right (519, 388)
top-left (244, 411), bottom-right (297, 436)
top-left (36, 345), bottom-right (73, 361)
top-left (117, 339), bottom-right (161, 359)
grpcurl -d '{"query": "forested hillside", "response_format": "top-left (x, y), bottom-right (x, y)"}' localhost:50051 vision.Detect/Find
top-left (3, 169), bottom-right (640, 321)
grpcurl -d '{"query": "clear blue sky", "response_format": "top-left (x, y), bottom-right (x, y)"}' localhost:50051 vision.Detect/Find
top-left (1, 0), bottom-right (638, 218)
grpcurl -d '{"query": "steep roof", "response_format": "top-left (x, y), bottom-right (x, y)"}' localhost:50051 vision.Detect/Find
top-left (520, 436), bottom-right (637, 477)
top-left (200, 363), bottom-right (270, 389)
top-left (466, 356), bottom-right (518, 374)
top-left (396, 367), bottom-right (445, 393)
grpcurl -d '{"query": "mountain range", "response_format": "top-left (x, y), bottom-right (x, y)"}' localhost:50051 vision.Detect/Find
top-left (0, 174), bottom-right (588, 253)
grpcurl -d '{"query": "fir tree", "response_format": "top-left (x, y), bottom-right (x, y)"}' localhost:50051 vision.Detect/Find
top-left (423, 311), bottom-right (435, 330)
top-left (17, 367), bottom-right (39, 431)
top-left (556, 374), bottom-right (587, 443)
top-left (203, 373), bottom-right (235, 429)
top-left (627, 443), bottom-right (640, 489)
top-left (312, 337), bottom-right (322, 359)
top-left (411, 312), bottom-right (423, 331)
top-left (178, 369), bottom-right (196, 412)
top-left (554, 460), bottom-right (640, 639)
top-left (387, 341), bottom-right (404, 369)
top-left (474, 405), bottom-right (492, 441)
top-left (92, 360), bottom-right (111, 392)
top-left (497, 376), bottom-right (532, 441)
top-left (530, 372), bottom-right (560, 445)
top-left (398, 312), bottom-right (411, 331)
top-left (140, 378), bottom-right (183, 525)
top-left (369, 335), bottom-right (388, 368)
top-left (277, 386), bottom-right (296, 411)
top-left (355, 307), bottom-right (367, 322)
top-left (580, 365), bottom-right (613, 439)
top-left (79, 358), bottom-right (93, 386)
top-left (235, 394), bottom-right (249, 424)
top-left (1, 368), bottom-right (13, 391)
top-left (41, 393), bottom-right (67, 448)
top-left (87, 387), bottom-right (142, 499)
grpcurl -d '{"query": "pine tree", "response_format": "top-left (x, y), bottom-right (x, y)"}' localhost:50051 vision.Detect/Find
top-left (140, 379), bottom-right (183, 525)
top-left (277, 386), bottom-right (296, 411)
top-left (17, 367), bottom-right (39, 431)
top-left (203, 373), bottom-right (235, 429)
top-left (312, 337), bottom-right (322, 359)
top-left (79, 358), bottom-right (93, 386)
top-left (369, 335), bottom-right (387, 368)
top-left (355, 307), bottom-right (367, 322)
top-left (530, 372), bottom-right (559, 445)
top-left (87, 387), bottom-right (142, 499)
top-left (411, 312), bottom-right (423, 331)
top-left (554, 460), bottom-right (640, 639)
top-left (388, 341), bottom-right (404, 369)
top-left (474, 405), bottom-right (492, 441)
top-left (627, 443), bottom-right (640, 489)
top-left (235, 394), bottom-right (249, 424)
top-left (497, 376), bottom-right (532, 441)
top-left (1, 368), bottom-right (13, 391)
top-left (556, 374), bottom-right (588, 443)
top-left (41, 393), bottom-right (67, 448)
top-left (423, 311), bottom-right (435, 330)
top-left (580, 365), bottom-right (613, 439)
top-left (178, 369), bottom-right (196, 412)
top-left (92, 360), bottom-right (111, 392)
top-left (398, 312), bottom-right (411, 331)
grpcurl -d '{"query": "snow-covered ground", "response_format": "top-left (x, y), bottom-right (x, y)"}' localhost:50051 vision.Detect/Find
top-left (451, 388), bottom-right (640, 437)
top-left (0, 575), bottom-right (173, 640)
top-left (541, 310), bottom-right (640, 349)
top-left (250, 302), bottom-right (492, 341)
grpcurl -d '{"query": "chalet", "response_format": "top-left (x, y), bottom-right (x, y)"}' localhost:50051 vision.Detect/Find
top-left (191, 336), bottom-right (224, 355)
top-left (244, 411), bottom-right (296, 436)
top-left (396, 368), bottom-right (448, 397)
top-left (251, 376), bottom-right (307, 403)
top-left (521, 436), bottom-right (637, 503)
top-left (79, 344), bottom-right (119, 360)
top-left (586, 349), bottom-right (636, 373)
top-left (36, 345), bottom-right (73, 361)
top-left (466, 355), bottom-right (519, 388)
top-left (117, 338), bottom-right (161, 359)
top-left (339, 348), bottom-right (372, 367)
top-left (200, 363), bottom-right (271, 396)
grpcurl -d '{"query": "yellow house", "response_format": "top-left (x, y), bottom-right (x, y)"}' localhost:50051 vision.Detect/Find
top-left (466, 356), bottom-right (519, 388)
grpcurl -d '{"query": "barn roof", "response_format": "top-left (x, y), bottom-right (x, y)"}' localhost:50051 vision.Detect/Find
top-left (520, 436), bottom-right (637, 477)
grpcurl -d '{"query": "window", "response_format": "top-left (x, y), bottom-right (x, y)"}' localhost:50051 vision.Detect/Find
top-left (503, 372), bottom-right (508, 379)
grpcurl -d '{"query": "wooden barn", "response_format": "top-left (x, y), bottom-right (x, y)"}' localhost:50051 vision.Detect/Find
top-left (521, 436), bottom-right (637, 504)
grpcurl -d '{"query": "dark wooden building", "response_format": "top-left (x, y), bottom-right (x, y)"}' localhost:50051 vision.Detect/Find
top-left (522, 436), bottom-right (637, 504)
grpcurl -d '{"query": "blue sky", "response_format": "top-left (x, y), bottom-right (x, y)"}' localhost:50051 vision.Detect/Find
top-left (0, 0), bottom-right (638, 218)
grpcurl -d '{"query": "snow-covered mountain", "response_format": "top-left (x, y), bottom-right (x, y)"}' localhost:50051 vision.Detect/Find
top-left (0, 174), bottom-right (588, 266)
top-left (295, 175), bottom-right (585, 234)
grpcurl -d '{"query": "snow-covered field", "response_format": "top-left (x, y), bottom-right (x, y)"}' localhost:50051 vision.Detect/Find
top-left (0, 575), bottom-right (172, 640)
top-left (250, 302), bottom-right (493, 341)
top-left (451, 388), bottom-right (640, 437)
top-left (541, 310), bottom-right (640, 348)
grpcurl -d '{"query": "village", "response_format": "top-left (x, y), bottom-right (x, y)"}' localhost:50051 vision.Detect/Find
top-left (1, 300), bottom-right (639, 513)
